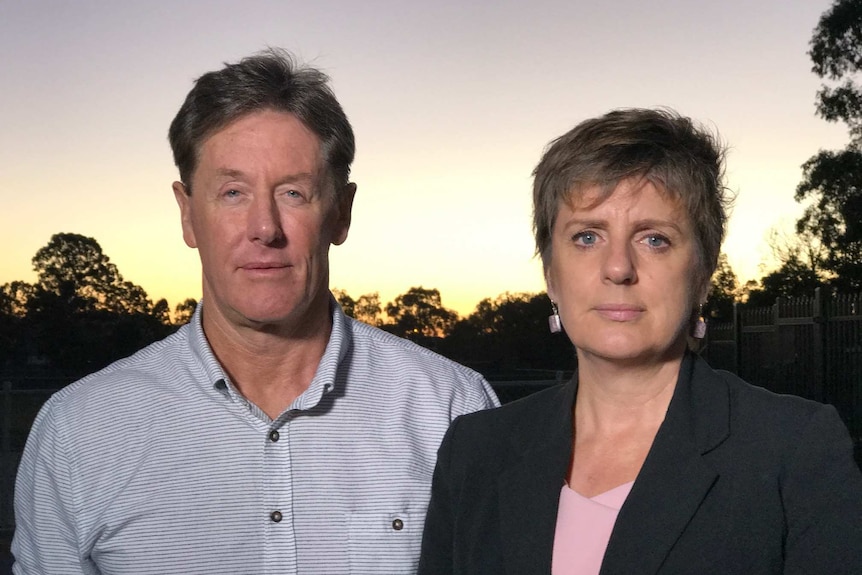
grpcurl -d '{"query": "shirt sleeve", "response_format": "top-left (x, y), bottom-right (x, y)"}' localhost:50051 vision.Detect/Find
top-left (455, 373), bottom-right (500, 418)
top-left (781, 404), bottom-right (862, 574)
top-left (12, 400), bottom-right (94, 575)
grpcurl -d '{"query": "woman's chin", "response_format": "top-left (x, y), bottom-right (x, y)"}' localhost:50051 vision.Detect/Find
top-left (574, 338), bottom-right (685, 366)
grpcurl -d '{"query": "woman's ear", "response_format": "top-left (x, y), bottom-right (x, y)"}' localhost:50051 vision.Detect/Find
top-left (544, 264), bottom-right (557, 302)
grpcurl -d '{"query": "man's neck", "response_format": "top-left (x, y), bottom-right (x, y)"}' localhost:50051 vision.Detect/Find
top-left (201, 300), bottom-right (334, 419)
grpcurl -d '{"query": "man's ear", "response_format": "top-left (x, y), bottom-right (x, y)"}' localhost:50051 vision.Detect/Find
top-left (331, 182), bottom-right (356, 246)
top-left (172, 181), bottom-right (197, 249)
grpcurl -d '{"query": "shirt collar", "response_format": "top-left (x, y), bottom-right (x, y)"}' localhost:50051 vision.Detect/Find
top-left (184, 295), bottom-right (352, 411)
top-left (289, 294), bottom-right (352, 411)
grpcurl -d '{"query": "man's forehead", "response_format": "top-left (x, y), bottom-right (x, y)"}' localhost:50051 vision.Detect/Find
top-left (193, 111), bottom-right (324, 172)
top-left (208, 109), bottom-right (317, 142)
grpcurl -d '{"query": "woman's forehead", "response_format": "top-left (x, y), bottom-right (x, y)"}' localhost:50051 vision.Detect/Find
top-left (564, 177), bottom-right (683, 213)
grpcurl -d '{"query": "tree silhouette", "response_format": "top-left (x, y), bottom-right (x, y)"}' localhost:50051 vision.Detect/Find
top-left (31, 232), bottom-right (153, 314)
top-left (810, 0), bottom-right (862, 138)
top-left (441, 292), bottom-right (576, 375)
top-left (3, 233), bottom-right (174, 377)
top-left (743, 230), bottom-right (827, 306)
top-left (795, 0), bottom-right (862, 290)
top-left (384, 287), bottom-right (458, 340)
top-left (152, 298), bottom-right (172, 326)
top-left (704, 253), bottom-right (739, 322)
top-left (0, 285), bottom-right (24, 368)
top-left (0, 280), bottom-right (34, 317)
top-left (746, 257), bottom-right (825, 307)
top-left (173, 298), bottom-right (198, 325)
top-left (332, 288), bottom-right (356, 318)
top-left (354, 292), bottom-right (383, 326)
top-left (796, 150), bottom-right (862, 290)
top-left (334, 289), bottom-right (389, 326)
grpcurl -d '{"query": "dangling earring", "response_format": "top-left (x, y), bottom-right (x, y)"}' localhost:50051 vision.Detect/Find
top-left (548, 301), bottom-right (562, 333)
top-left (692, 304), bottom-right (706, 339)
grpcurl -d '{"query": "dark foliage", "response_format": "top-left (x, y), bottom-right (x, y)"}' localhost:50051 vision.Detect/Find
top-left (704, 253), bottom-right (738, 322)
top-left (383, 286), bottom-right (458, 340)
top-left (438, 292), bottom-right (576, 377)
top-left (811, 0), bottom-right (862, 134)
top-left (796, 0), bottom-right (862, 290)
top-left (0, 233), bottom-right (176, 379)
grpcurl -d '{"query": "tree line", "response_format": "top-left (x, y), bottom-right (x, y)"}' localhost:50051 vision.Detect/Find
top-left (0, 227), bottom-right (850, 386)
top-left (0, 232), bottom-right (580, 381)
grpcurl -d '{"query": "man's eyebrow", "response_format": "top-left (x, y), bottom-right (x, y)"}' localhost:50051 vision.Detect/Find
top-left (213, 168), bottom-right (246, 179)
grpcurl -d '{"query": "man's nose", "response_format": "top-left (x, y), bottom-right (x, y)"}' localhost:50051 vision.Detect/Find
top-left (247, 195), bottom-right (285, 245)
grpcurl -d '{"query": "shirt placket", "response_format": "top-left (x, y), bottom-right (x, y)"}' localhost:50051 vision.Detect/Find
top-left (263, 415), bottom-right (297, 573)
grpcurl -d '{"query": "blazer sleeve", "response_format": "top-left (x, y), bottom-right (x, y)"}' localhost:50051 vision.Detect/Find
top-left (782, 404), bottom-right (862, 574)
top-left (418, 416), bottom-right (461, 575)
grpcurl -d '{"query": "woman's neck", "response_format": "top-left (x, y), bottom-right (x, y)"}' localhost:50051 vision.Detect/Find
top-left (574, 353), bottom-right (683, 434)
top-left (567, 354), bottom-right (684, 497)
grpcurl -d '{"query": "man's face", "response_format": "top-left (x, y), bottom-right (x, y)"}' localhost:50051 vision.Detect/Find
top-left (173, 109), bottom-right (354, 333)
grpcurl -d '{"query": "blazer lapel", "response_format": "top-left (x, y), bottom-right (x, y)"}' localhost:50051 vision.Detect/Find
top-left (498, 379), bottom-right (576, 575)
top-left (600, 354), bottom-right (730, 575)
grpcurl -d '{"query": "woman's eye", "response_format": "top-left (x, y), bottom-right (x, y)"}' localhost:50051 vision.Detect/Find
top-left (573, 231), bottom-right (597, 246)
top-left (645, 234), bottom-right (669, 248)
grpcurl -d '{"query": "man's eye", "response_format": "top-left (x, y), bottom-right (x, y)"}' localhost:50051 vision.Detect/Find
top-left (224, 189), bottom-right (241, 198)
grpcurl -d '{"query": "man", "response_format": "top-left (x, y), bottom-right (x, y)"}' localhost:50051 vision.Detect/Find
top-left (12, 49), bottom-right (498, 574)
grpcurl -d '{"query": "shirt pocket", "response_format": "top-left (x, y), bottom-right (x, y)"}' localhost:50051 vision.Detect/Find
top-left (347, 510), bottom-right (425, 574)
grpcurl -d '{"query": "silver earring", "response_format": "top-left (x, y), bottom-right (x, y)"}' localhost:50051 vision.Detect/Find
top-left (548, 301), bottom-right (562, 333)
top-left (692, 305), bottom-right (706, 339)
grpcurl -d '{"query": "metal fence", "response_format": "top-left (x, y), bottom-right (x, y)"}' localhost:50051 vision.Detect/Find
top-left (703, 288), bottom-right (862, 443)
top-left (1, 379), bottom-right (63, 550)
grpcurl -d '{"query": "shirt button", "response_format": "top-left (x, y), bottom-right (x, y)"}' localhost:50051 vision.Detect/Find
top-left (270, 510), bottom-right (283, 523)
top-left (269, 430), bottom-right (280, 442)
top-left (392, 518), bottom-right (404, 531)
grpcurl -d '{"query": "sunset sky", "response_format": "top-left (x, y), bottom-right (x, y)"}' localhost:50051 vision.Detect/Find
top-left (0, 0), bottom-right (849, 316)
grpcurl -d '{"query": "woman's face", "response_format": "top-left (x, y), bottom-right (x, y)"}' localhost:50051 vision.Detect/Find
top-left (545, 177), bottom-right (704, 365)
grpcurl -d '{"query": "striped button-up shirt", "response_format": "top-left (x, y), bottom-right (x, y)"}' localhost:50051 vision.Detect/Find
top-left (12, 299), bottom-right (499, 574)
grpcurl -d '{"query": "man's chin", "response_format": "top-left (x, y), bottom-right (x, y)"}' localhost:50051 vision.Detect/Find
top-left (237, 301), bottom-right (329, 334)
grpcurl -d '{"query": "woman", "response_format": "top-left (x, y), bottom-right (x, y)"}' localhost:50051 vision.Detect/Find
top-left (418, 108), bottom-right (862, 574)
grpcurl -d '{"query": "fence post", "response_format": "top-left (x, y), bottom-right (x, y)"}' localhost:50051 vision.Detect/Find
top-left (732, 300), bottom-right (741, 374)
top-left (2, 379), bottom-right (11, 534)
top-left (1, 380), bottom-right (9, 460)
top-left (812, 287), bottom-right (827, 403)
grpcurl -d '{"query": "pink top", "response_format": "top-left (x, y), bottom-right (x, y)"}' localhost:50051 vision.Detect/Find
top-left (551, 481), bottom-right (634, 575)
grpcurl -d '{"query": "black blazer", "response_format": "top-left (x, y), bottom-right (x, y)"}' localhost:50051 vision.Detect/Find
top-left (418, 354), bottom-right (862, 574)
